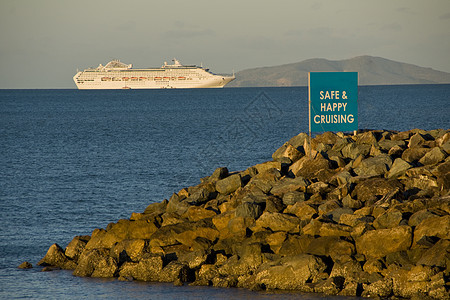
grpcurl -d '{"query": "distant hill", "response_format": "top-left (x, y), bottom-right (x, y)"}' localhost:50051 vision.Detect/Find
top-left (227, 56), bottom-right (450, 87)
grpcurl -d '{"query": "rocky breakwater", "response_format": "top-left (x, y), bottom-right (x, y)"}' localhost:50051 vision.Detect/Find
top-left (37, 129), bottom-right (450, 298)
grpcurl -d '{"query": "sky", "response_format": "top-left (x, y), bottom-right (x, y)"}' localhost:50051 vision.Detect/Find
top-left (1, 0), bottom-right (449, 89)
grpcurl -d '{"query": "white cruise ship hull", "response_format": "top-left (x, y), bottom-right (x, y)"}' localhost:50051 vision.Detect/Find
top-left (73, 59), bottom-right (235, 90)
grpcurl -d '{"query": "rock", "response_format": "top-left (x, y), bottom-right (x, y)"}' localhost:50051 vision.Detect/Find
top-left (418, 147), bottom-right (447, 165)
top-left (73, 248), bottom-right (117, 277)
top-left (408, 209), bottom-right (436, 227)
top-left (401, 147), bottom-right (430, 163)
top-left (65, 236), bottom-right (90, 262)
top-left (38, 243), bottom-right (75, 270)
top-left (278, 234), bottom-right (313, 256)
top-left (294, 154), bottom-right (332, 181)
top-left (413, 215), bottom-right (450, 246)
top-left (270, 176), bottom-right (308, 197)
top-left (408, 132), bottom-right (428, 148)
top-left (183, 206), bottom-right (217, 222)
top-left (353, 178), bottom-right (403, 203)
top-left (209, 167), bottom-right (229, 181)
top-left (254, 254), bottom-right (326, 290)
top-left (354, 154), bottom-right (392, 177)
top-left (356, 226), bottom-right (412, 258)
top-left (387, 158), bottom-right (412, 178)
top-left (284, 202), bottom-right (317, 221)
top-left (18, 261), bottom-right (32, 269)
top-left (216, 174), bottom-right (242, 195)
top-left (373, 209), bottom-right (403, 229)
top-left (119, 254), bottom-right (163, 281)
top-left (306, 236), bottom-right (355, 258)
top-left (235, 201), bottom-right (263, 219)
top-left (282, 191), bottom-right (306, 206)
top-left (363, 278), bottom-right (393, 298)
top-left (252, 212), bottom-right (300, 232)
top-left (272, 143), bottom-right (303, 162)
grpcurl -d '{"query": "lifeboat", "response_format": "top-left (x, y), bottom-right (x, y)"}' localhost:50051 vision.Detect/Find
top-left (122, 77), bottom-right (129, 81)
top-left (101, 77), bottom-right (111, 81)
top-left (139, 77), bottom-right (147, 80)
top-left (154, 77), bottom-right (162, 80)
top-left (163, 77), bottom-right (170, 80)
top-left (131, 77), bottom-right (138, 81)
top-left (178, 76), bottom-right (186, 80)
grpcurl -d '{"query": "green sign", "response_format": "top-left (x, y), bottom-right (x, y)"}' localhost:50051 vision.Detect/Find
top-left (309, 72), bottom-right (358, 133)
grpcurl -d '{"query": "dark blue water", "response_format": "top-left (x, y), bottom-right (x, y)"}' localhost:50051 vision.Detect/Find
top-left (1, 86), bottom-right (449, 299)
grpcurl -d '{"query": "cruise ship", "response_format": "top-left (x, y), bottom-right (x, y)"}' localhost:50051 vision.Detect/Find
top-left (73, 59), bottom-right (235, 89)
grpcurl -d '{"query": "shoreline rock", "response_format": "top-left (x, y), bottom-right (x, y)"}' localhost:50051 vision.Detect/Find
top-left (38, 129), bottom-right (450, 299)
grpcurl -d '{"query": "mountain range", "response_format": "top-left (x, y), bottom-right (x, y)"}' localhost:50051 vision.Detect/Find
top-left (227, 56), bottom-right (450, 87)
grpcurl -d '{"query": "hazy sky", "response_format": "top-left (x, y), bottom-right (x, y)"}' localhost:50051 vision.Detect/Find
top-left (1, 0), bottom-right (449, 88)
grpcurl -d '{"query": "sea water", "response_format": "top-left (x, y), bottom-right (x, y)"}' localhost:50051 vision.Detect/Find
top-left (1, 85), bottom-right (449, 299)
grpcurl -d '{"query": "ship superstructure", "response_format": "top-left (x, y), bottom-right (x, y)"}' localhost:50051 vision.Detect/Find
top-left (73, 59), bottom-right (235, 89)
